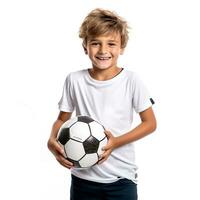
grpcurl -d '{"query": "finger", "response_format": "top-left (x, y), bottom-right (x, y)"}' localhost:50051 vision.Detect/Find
top-left (51, 147), bottom-right (64, 158)
top-left (104, 130), bottom-right (112, 138)
top-left (101, 151), bottom-right (110, 159)
top-left (49, 140), bottom-right (63, 155)
top-left (55, 141), bottom-right (65, 156)
top-left (98, 156), bottom-right (107, 164)
top-left (58, 161), bottom-right (73, 169)
top-left (98, 151), bottom-right (110, 164)
top-left (102, 144), bottom-right (110, 151)
top-left (57, 155), bottom-right (73, 166)
top-left (56, 155), bottom-right (73, 168)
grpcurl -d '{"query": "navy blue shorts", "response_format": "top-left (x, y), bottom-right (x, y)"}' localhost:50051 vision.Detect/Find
top-left (70, 175), bottom-right (138, 200)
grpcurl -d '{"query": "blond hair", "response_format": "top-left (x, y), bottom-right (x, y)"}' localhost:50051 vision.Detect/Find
top-left (79, 8), bottom-right (129, 48)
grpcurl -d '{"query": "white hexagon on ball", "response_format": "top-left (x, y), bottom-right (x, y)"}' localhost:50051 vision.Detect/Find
top-left (61, 116), bottom-right (78, 128)
top-left (65, 140), bottom-right (85, 161)
top-left (79, 153), bottom-right (98, 168)
top-left (97, 137), bottom-right (108, 156)
top-left (70, 122), bottom-right (90, 142)
top-left (89, 121), bottom-right (105, 140)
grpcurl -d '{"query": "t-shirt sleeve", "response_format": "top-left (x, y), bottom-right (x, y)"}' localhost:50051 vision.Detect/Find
top-left (58, 74), bottom-right (74, 112)
top-left (132, 73), bottom-right (155, 113)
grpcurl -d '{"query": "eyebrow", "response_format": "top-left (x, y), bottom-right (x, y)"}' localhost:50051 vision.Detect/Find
top-left (89, 39), bottom-right (119, 43)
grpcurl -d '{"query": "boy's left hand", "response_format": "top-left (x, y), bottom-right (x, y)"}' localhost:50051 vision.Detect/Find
top-left (98, 130), bottom-right (117, 164)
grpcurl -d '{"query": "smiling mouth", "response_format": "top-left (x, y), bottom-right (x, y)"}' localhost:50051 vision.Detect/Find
top-left (96, 56), bottom-right (111, 60)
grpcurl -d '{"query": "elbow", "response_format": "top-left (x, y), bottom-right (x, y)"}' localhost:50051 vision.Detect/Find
top-left (151, 124), bottom-right (157, 133)
top-left (149, 119), bottom-right (157, 133)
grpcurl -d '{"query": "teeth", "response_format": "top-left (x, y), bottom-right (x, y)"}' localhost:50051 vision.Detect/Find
top-left (97, 57), bottom-right (110, 60)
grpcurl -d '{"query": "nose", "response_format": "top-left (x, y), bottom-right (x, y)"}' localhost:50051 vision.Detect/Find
top-left (99, 44), bottom-right (108, 54)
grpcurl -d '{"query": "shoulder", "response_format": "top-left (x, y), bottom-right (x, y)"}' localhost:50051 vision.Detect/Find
top-left (122, 70), bottom-right (148, 92)
top-left (65, 69), bottom-right (87, 82)
top-left (123, 69), bottom-right (141, 82)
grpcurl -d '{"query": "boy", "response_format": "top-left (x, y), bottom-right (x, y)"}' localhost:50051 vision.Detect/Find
top-left (47, 8), bottom-right (157, 200)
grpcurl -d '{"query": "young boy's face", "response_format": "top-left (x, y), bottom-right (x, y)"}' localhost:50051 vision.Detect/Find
top-left (85, 32), bottom-right (124, 70)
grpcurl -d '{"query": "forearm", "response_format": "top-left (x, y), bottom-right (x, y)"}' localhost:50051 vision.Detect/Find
top-left (49, 111), bottom-right (72, 139)
top-left (99, 108), bottom-right (156, 164)
top-left (47, 112), bottom-right (74, 168)
top-left (114, 121), bottom-right (156, 148)
top-left (99, 120), bottom-right (156, 164)
top-left (49, 120), bottom-right (64, 140)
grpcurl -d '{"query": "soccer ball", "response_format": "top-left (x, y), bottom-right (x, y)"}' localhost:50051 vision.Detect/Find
top-left (57, 115), bottom-right (107, 168)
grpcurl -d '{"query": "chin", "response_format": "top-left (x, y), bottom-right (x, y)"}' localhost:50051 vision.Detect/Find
top-left (93, 63), bottom-right (112, 69)
top-left (95, 66), bottom-right (111, 70)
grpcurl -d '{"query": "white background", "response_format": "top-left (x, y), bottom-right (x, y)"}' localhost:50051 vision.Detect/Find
top-left (0, 0), bottom-right (200, 199)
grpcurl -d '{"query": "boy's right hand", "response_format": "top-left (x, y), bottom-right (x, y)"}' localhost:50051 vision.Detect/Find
top-left (47, 138), bottom-right (73, 169)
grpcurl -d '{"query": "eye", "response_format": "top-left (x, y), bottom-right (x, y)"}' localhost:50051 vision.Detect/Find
top-left (108, 43), bottom-right (116, 46)
top-left (90, 42), bottom-right (100, 46)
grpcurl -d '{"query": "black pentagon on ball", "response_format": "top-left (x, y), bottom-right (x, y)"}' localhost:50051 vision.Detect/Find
top-left (77, 116), bottom-right (94, 124)
top-left (57, 128), bottom-right (70, 145)
top-left (83, 135), bottom-right (99, 154)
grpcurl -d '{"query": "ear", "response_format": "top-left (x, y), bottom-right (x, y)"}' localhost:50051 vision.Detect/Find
top-left (120, 48), bottom-right (125, 55)
top-left (82, 44), bottom-right (88, 54)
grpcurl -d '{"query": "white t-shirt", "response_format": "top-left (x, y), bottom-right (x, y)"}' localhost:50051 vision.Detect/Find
top-left (58, 69), bottom-right (154, 183)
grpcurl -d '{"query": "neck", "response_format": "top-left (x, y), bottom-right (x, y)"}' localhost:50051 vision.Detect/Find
top-left (89, 66), bottom-right (122, 81)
